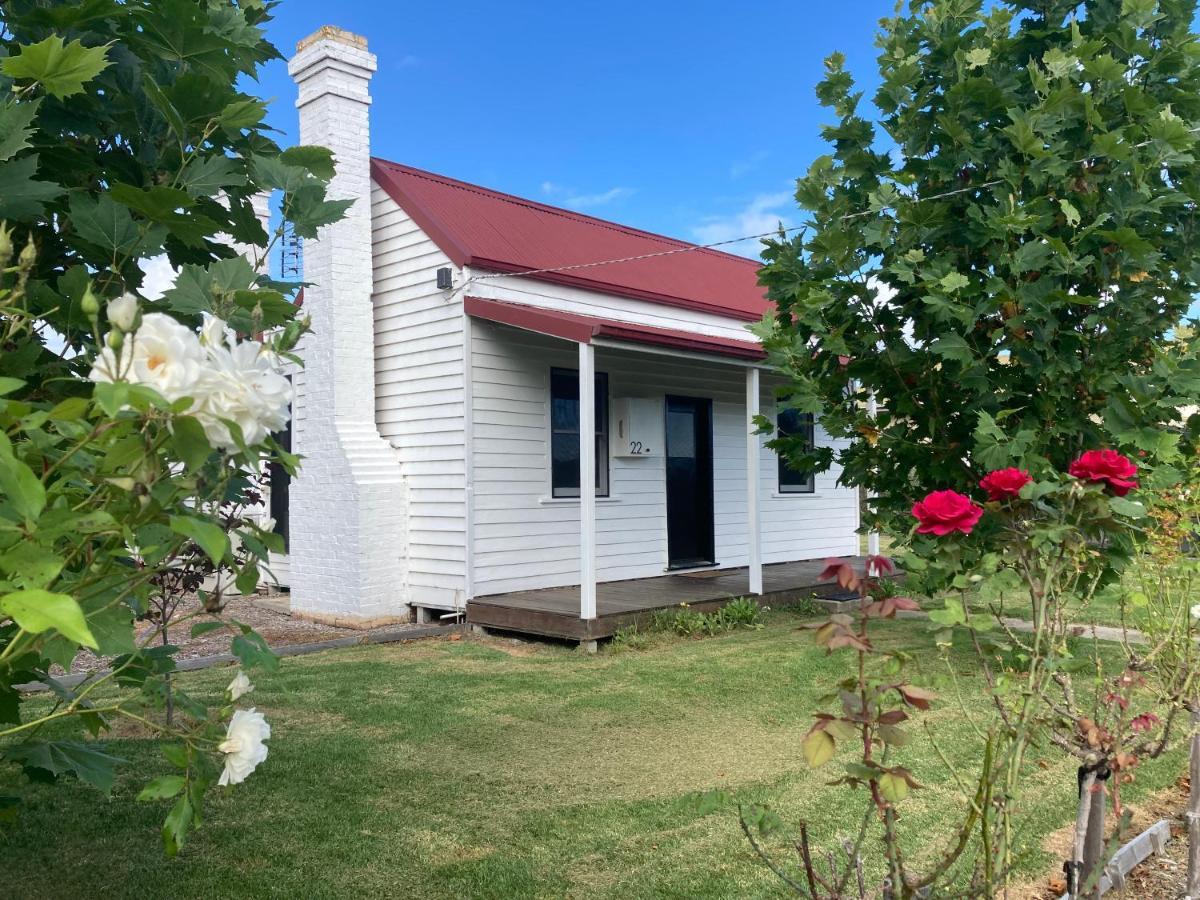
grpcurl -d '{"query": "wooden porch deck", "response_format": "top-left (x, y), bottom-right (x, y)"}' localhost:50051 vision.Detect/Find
top-left (467, 557), bottom-right (863, 642)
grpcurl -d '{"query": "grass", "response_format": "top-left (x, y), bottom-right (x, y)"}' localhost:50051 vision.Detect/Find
top-left (0, 612), bottom-right (1184, 899)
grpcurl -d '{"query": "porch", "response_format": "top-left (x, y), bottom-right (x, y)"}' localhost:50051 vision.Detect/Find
top-left (467, 557), bottom-right (865, 642)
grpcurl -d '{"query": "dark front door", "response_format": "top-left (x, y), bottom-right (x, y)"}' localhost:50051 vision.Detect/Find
top-left (665, 395), bottom-right (715, 569)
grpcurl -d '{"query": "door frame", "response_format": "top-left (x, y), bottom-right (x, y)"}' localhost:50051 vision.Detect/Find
top-left (663, 394), bottom-right (716, 570)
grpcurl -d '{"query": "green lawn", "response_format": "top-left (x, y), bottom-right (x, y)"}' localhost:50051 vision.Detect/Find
top-left (1, 614), bottom-right (1184, 899)
top-left (965, 579), bottom-right (1187, 632)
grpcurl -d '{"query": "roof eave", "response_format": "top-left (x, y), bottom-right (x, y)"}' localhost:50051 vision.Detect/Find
top-left (466, 257), bottom-right (764, 323)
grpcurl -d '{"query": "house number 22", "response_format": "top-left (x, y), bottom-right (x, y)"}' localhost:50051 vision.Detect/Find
top-left (629, 441), bottom-right (650, 455)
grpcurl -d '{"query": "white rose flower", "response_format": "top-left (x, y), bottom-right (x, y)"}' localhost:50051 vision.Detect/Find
top-left (199, 312), bottom-right (232, 351)
top-left (192, 317), bottom-right (291, 451)
top-left (227, 670), bottom-right (254, 702)
top-left (88, 311), bottom-right (291, 455)
top-left (217, 707), bottom-right (270, 787)
top-left (106, 293), bottom-right (139, 332)
top-left (89, 312), bottom-right (207, 403)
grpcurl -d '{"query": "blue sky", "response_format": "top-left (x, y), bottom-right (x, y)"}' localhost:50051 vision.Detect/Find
top-left (256, 1), bottom-right (896, 258)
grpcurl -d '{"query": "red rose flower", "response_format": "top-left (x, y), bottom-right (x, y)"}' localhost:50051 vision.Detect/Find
top-left (911, 490), bottom-right (984, 536)
top-left (1067, 449), bottom-right (1139, 496)
top-left (979, 467), bottom-right (1032, 501)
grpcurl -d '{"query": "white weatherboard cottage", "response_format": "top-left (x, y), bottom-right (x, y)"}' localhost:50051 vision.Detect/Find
top-left (277, 27), bottom-right (861, 639)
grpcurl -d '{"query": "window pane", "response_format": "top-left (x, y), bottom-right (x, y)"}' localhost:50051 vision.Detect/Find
top-left (550, 367), bottom-right (609, 498)
top-left (551, 369), bottom-right (579, 431)
top-left (596, 433), bottom-right (608, 495)
top-left (595, 376), bottom-right (608, 435)
top-left (552, 432), bottom-right (580, 496)
top-left (777, 409), bottom-right (815, 493)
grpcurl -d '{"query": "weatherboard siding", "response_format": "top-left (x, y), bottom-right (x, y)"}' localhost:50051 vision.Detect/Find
top-left (470, 321), bottom-right (859, 597)
top-left (370, 186), bottom-right (466, 609)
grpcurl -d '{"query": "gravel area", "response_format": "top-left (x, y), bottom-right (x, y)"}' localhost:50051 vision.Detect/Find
top-left (67, 593), bottom-right (443, 675)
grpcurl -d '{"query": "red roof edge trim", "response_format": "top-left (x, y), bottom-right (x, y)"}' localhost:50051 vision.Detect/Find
top-left (595, 322), bottom-right (765, 360)
top-left (463, 296), bottom-right (598, 344)
top-left (371, 158), bottom-right (473, 267)
top-left (463, 296), bottom-right (765, 362)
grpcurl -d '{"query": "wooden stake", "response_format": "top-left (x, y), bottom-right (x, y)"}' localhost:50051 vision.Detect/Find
top-left (1070, 768), bottom-right (1098, 899)
top-left (1187, 709), bottom-right (1200, 900)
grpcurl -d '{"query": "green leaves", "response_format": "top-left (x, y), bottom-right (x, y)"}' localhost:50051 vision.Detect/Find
top-left (0, 589), bottom-right (97, 648)
top-left (1108, 496), bottom-right (1146, 518)
top-left (231, 626), bottom-right (278, 672)
top-left (69, 193), bottom-right (164, 259)
top-left (177, 155), bottom-right (246, 198)
top-left (163, 255), bottom-right (256, 316)
top-left (939, 272), bottom-right (969, 292)
top-left (0, 97), bottom-right (40, 162)
top-left (930, 333), bottom-right (974, 365)
top-left (0, 443), bottom-right (46, 520)
top-left (801, 728), bottom-right (836, 768)
top-left (169, 515), bottom-right (230, 567)
top-left (137, 775), bottom-right (187, 802)
top-left (280, 145), bottom-right (336, 180)
top-left (171, 416), bottom-right (214, 470)
top-left (877, 771), bottom-right (909, 803)
top-left (0, 35), bottom-right (112, 99)
top-left (0, 154), bottom-right (63, 219)
top-left (4, 741), bottom-right (125, 793)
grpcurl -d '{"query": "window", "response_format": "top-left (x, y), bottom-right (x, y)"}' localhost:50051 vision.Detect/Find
top-left (550, 367), bottom-right (609, 498)
top-left (777, 408), bottom-right (815, 494)
top-left (267, 380), bottom-right (292, 551)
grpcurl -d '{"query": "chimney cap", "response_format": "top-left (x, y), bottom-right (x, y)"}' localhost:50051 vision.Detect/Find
top-left (296, 26), bottom-right (368, 53)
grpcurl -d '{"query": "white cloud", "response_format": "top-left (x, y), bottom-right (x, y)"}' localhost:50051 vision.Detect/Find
top-left (691, 191), bottom-right (794, 258)
top-left (540, 181), bottom-right (634, 211)
top-left (140, 254), bottom-right (178, 300)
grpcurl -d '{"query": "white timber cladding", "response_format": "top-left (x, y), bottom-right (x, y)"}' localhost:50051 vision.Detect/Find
top-left (369, 187), bottom-right (467, 608)
top-left (285, 31), bottom-right (409, 621)
top-left (469, 321), bottom-right (860, 597)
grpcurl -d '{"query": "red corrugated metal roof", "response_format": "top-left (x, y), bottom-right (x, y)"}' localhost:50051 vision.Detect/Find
top-left (371, 158), bottom-right (768, 321)
top-left (463, 296), bottom-right (766, 361)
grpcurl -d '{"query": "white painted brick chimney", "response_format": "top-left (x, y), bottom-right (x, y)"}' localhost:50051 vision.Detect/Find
top-left (286, 27), bottom-right (409, 625)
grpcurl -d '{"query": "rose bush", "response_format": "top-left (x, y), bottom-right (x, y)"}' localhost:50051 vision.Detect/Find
top-left (0, 1), bottom-right (351, 855)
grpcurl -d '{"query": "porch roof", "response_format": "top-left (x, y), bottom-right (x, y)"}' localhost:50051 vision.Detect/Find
top-left (463, 296), bottom-right (767, 361)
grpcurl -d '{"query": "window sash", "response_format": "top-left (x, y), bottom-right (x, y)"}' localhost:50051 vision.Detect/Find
top-left (777, 409), bottom-right (815, 494)
top-left (550, 367), bottom-right (609, 498)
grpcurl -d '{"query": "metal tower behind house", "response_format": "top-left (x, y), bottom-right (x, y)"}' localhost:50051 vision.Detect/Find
top-left (280, 220), bottom-right (303, 281)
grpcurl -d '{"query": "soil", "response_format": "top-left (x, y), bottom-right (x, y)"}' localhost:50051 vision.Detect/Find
top-left (1018, 777), bottom-right (1191, 899)
top-left (66, 592), bottom-right (437, 675)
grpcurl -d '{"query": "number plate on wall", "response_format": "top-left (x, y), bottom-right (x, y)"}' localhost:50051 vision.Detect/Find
top-left (611, 397), bottom-right (662, 457)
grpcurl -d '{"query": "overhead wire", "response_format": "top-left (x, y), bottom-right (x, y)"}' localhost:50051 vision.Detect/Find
top-left (445, 124), bottom-right (1200, 300)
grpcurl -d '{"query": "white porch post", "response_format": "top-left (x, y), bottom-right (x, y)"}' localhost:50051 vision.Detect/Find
top-left (866, 393), bottom-right (880, 557)
top-left (746, 367), bottom-right (763, 595)
top-left (579, 342), bottom-right (597, 619)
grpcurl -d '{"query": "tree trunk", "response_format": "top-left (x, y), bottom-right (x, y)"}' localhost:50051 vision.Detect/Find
top-left (162, 621), bottom-right (173, 726)
top-left (1187, 709), bottom-right (1200, 900)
